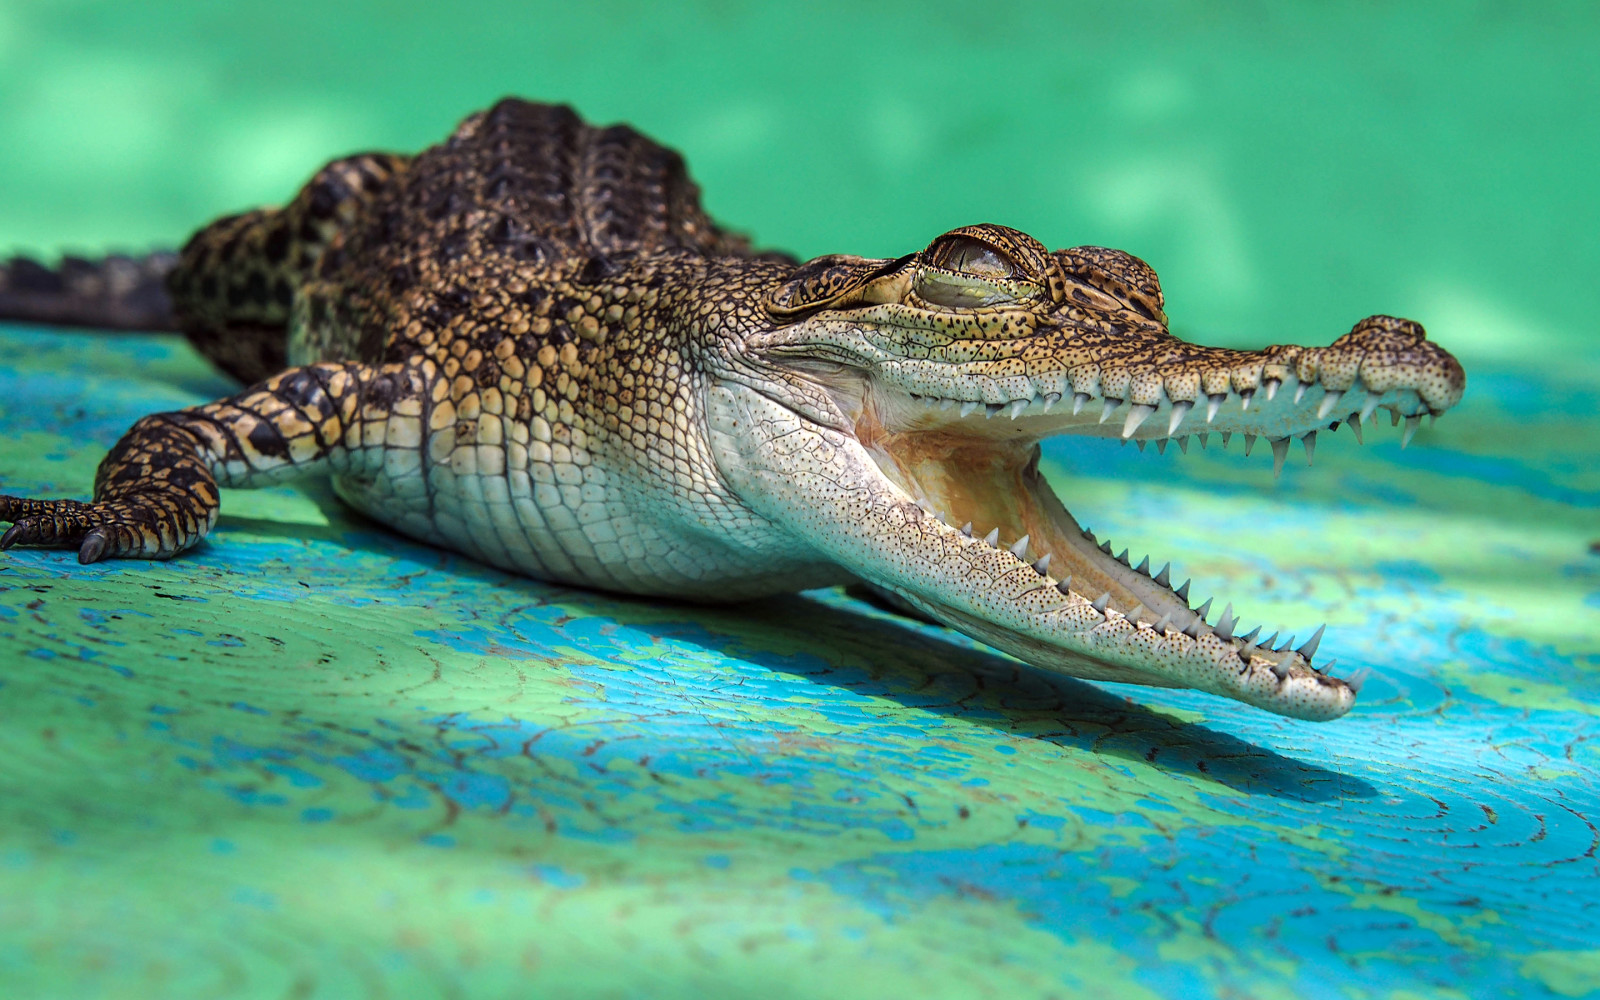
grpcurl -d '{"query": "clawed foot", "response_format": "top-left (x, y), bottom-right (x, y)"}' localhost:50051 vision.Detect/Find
top-left (1, 495), bottom-right (122, 562)
top-left (0, 494), bottom-right (203, 562)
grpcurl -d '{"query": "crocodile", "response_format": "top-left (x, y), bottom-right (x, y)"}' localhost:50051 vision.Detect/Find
top-left (0, 98), bottom-right (1464, 722)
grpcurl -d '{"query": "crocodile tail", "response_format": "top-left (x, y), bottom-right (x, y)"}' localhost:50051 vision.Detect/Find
top-left (0, 252), bottom-right (179, 331)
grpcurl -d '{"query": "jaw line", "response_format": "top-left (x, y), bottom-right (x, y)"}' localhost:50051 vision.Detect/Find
top-left (836, 378), bottom-right (1355, 688)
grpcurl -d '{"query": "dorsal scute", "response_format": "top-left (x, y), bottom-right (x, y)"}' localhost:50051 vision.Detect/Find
top-left (412, 98), bottom-right (752, 265)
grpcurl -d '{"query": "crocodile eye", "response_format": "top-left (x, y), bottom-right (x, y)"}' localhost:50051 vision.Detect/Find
top-left (914, 235), bottom-right (1037, 308)
top-left (923, 236), bottom-right (1020, 279)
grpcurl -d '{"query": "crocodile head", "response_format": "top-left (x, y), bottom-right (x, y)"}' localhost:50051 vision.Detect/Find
top-left (722, 223), bottom-right (1464, 722)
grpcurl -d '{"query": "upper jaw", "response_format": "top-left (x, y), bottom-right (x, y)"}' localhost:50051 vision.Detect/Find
top-left (870, 314), bottom-right (1466, 464)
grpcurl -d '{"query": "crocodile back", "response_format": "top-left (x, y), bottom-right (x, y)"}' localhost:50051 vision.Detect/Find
top-left (383, 99), bottom-right (754, 269)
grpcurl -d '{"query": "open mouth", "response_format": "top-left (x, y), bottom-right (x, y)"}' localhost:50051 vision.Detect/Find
top-left (845, 356), bottom-right (1453, 702)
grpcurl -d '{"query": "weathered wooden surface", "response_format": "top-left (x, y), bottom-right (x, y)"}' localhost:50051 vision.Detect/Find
top-left (1, 323), bottom-right (1597, 998)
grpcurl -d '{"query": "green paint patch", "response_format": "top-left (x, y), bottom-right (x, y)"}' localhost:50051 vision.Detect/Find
top-left (1519, 950), bottom-right (1600, 998)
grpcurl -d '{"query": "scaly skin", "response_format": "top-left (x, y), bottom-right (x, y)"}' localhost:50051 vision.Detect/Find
top-left (0, 99), bottom-right (1465, 721)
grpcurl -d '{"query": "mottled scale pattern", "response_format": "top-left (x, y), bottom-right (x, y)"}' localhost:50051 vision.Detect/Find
top-left (1, 99), bottom-right (1466, 721)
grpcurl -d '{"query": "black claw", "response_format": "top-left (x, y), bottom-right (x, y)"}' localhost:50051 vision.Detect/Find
top-left (0, 523), bottom-right (20, 550)
top-left (79, 530), bottom-right (108, 564)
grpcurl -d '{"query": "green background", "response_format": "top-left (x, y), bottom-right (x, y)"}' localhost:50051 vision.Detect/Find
top-left (2, 3), bottom-right (1598, 998)
top-left (2, 0), bottom-right (1598, 368)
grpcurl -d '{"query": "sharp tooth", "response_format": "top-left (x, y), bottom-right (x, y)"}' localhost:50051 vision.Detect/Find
top-left (1359, 390), bottom-right (1383, 423)
top-left (1091, 592), bottom-right (1111, 615)
top-left (1276, 633), bottom-right (1297, 653)
top-left (1193, 597), bottom-right (1213, 622)
top-left (1260, 631), bottom-right (1279, 651)
top-left (985, 403), bottom-right (1004, 418)
top-left (1296, 624), bottom-right (1326, 661)
top-left (1265, 379), bottom-right (1280, 401)
top-left (1122, 403), bottom-right (1155, 439)
top-left (1176, 436), bottom-right (1189, 454)
top-left (1126, 603), bottom-right (1146, 624)
top-left (1083, 528), bottom-right (1096, 542)
top-left (1099, 397), bottom-right (1121, 424)
top-left (1344, 665), bottom-right (1368, 693)
top-left (1175, 579), bottom-right (1191, 602)
top-left (1197, 433), bottom-right (1209, 449)
top-left (1007, 399), bottom-right (1029, 419)
top-left (1154, 613), bottom-right (1172, 632)
top-left (1056, 575), bottom-right (1073, 594)
top-left (1214, 603), bottom-right (1236, 640)
top-left (1136, 440), bottom-right (1147, 452)
top-left (1156, 439), bottom-right (1168, 455)
top-left (1043, 392), bottom-right (1061, 413)
top-left (1221, 432), bottom-right (1232, 448)
top-left (1244, 434), bottom-right (1257, 457)
top-left (1240, 388), bottom-right (1255, 411)
top-left (1153, 562), bottom-right (1171, 587)
top-left (960, 522), bottom-right (973, 536)
top-left (1134, 555), bottom-right (1150, 575)
top-left (1270, 660), bottom-right (1291, 680)
top-left (1347, 415), bottom-right (1364, 444)
top-left (959, 400), bottom-right (979, 417)
top-left (1182, 619), bottom-right (1204, 638)
top-left (1238, 626), bottom-right (1261, 644)
top-left (1167, 400), bottom-right (1192, 435)
top-left (1099, 539), bottom-right (1113, 555)
top-left (1032, 553), bottom-right (1052, 575)
top-left (1402, 414), bottom-right (1422, 448)
top-left (1293, 381), bottom-right (1308, 404)
top-left (1072, 391), bottom-right (1090, 415)
top-left (1009, 534), bottom-right (1031, 558)
top-left (1206, 393), bottom-right (1225, 423)
top-left (981, 527), bottom-right (1000, 547)
top-left (1302, 430), bottom-right (1316, 465)
top-left (1317, 389), bottom-right (1343, 420)
top-left (1116, 548), bottom-right (1131, 566)
top-left (1271, 437), bottom-right (1289, 477)
top-left (1390, 407), bottom-right (1401, 427)
top-left (939, 397), bottom-right (955, 410)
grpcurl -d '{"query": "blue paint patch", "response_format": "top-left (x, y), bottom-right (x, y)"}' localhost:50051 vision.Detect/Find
top-left (530, 864), bottom-right (585, 889)
top-left (265, 764), bottom-right (324, 788)
top-left (223, 786), bottom-right (288, 807)
top-left (334, 748), bottom-right (408, 783)
top-left (441, 771), bottom-right (511, 811)
top-left (1371, 559), bottom-right (1443, 586)
top-left (229, 701), bottom-right (270, 715)
top-left (301, 808), bottom-right (334, 823)
top-left (421, 834), bottom-right (455, 848)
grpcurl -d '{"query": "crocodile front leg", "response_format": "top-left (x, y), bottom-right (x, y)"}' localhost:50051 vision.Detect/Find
top-left (1, 359), bottom-right (439, 562)
top-left (708, 382), bottom-right (1356, 722)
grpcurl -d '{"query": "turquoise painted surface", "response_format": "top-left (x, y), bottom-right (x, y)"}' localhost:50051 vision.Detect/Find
top-left (2, 1), bottom-right (1599, 996)
top-left (1, 322), bottom-right (1596, 997)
